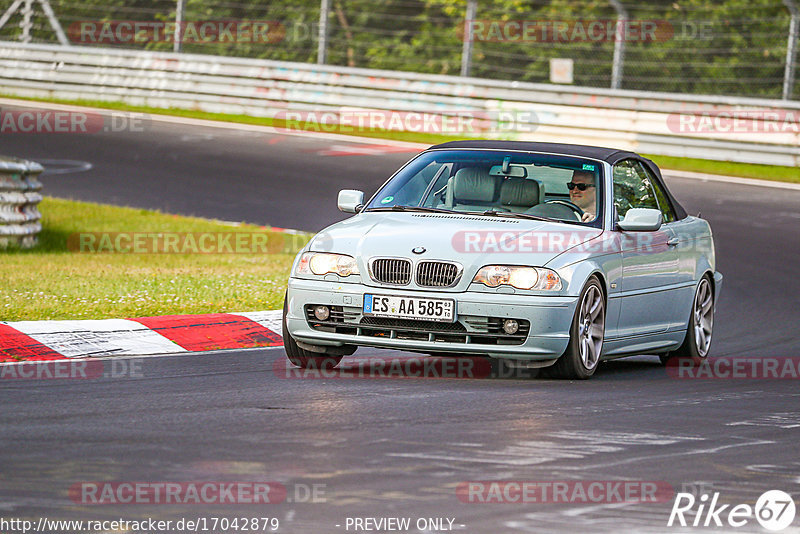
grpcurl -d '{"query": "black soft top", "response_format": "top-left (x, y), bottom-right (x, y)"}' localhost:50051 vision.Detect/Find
top-left (429, 140), bottom-right (636, 162)
top-left (427, 140), bottom-right (687, 220)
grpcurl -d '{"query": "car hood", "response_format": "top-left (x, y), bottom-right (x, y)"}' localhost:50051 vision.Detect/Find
top-left (307, 212), bottom-right (602, 291)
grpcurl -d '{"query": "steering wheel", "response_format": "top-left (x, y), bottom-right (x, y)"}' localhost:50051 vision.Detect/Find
top-left (545, 199), bottom-right (583, 220)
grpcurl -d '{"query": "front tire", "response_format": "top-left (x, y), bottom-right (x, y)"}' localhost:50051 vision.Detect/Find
top-left (661, 275), bottom-right (714, 366)
top-left (282, 296), bottom-right (343, 370)
top-left (550, 276), bottom-right (605, 379)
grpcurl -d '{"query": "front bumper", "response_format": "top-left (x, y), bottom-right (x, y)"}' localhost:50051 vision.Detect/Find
top-left (286, 278), bottom-right (577, 361)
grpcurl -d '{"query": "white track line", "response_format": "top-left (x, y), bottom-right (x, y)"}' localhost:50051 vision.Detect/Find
top-left (0, 345), bottom-right (284, 368)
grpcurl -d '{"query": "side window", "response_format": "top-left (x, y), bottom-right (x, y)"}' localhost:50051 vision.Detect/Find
top-left (635, 161), bottom-right (676, 223)
top-left (612, 160), bottom-right (659, 220)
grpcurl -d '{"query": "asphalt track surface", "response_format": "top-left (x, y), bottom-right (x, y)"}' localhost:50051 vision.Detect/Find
top-left (2, 106), bottom-right (800, 533)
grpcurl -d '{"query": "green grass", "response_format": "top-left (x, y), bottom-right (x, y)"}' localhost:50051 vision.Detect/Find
top-left (6, 93), bottom-right (799, 183)
top-left (642, 154), bottom-right (800, 184)
top-left (0, 197), bottom-right (310, 321)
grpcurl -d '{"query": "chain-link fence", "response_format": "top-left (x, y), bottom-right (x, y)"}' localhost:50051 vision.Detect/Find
top-left (1, 0), bottom-right (798, 100)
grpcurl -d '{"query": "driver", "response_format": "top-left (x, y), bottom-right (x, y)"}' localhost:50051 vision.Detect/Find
top-left (568, 170), bottom-right (597, 222)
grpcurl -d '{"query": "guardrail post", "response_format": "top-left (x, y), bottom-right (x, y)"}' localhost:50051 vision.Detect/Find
top-left (609, 0), bottom-right (627, 90)
top-left (460, 0), bottom-right (477, 77)
top-left (783, 0), bottom-right (799, 99)
top-left (173, 0), bottom-right (185, 53)
top-left (317, 0), bottom-right (330, 64)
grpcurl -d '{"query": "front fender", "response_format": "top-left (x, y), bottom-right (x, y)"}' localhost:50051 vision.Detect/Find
top-left (548, 254), bottom-right (622, 339)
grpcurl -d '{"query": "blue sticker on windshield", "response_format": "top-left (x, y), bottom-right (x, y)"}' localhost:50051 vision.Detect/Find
top-left (380, 196), bottom-right (394, 204)
top-left (582, 164), bottom-right (595, 171)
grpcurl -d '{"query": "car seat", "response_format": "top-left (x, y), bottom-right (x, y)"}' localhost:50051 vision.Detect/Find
top-left (445, 167), bottom-right (497, 210)
top-left (499, 178), bottom-right (544, 213)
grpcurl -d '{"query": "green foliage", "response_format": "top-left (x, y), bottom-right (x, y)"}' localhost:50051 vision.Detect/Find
top-left (0, 0), bottom-right (797, 98)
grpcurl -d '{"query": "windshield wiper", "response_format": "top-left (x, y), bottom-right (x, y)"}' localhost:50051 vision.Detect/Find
top-left (364, 205), bottom-right (458, 214)
top-left (365, 206), bottom-right (587, 225)
top-left (465, 210), bottom-right (551, 222)
top-left (473, 210), bottom-right (590, 225)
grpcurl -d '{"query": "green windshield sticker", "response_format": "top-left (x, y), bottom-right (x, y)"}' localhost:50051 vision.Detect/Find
top-left (582, 164), bottom-right (595, 171)
top-left (380, 196), bottom-right (394, 204)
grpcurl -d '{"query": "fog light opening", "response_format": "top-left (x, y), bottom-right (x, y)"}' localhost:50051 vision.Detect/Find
top-left (503, 319), bottom-right (519, 335)
top-left (314, 305), bottom-right (331, 321)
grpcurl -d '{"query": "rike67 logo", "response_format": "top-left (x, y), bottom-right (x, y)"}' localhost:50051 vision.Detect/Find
top-left (668, 490), bottom-right (796, 531)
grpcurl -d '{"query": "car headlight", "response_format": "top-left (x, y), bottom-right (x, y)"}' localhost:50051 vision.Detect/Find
top-left (296, 252), bottom-right (360, 277)
top-left (472, 265), bottom-right (562, 291)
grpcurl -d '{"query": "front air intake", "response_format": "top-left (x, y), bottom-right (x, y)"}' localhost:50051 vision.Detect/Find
top-left (416, 261), bottom-right (461, 287)
top-left (370, 258), bottom-right (412, 285)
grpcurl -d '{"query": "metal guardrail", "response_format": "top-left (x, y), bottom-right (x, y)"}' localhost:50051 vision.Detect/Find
top-left (0, 155), bottom-right (43, 248)
top-left (0, 41), bottom-right (799, 167)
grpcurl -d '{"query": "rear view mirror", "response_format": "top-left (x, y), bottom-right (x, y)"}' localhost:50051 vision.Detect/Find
top-left (489, 165), bottom-right (527, 178)
top-left (338, 189), bottom-right (365, 213)
top-left (617, 208), bottom-right (663, 232)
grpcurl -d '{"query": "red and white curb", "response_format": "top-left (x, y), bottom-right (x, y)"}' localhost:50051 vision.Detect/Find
top-left (0, 311), bottom-right (283, 363)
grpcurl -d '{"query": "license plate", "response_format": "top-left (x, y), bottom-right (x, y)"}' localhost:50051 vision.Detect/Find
top-left (363, 294), bottom-right (455, 322)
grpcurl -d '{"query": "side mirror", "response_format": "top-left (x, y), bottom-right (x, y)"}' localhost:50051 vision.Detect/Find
top-left (617, 208), bottom-right (663, 232)
top-left (338, 189), bottom-right (365, 213)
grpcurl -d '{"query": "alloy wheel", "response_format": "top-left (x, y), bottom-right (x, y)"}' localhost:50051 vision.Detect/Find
top-left (578, 285), bottom-right (605, 369)
top-left (693, 278), bottom-right (714, 358)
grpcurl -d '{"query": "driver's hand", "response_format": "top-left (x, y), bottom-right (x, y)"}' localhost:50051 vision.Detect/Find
top-left (581, 212), bottom-right (594, 222)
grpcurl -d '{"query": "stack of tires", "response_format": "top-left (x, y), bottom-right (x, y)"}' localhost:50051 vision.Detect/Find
top-left (0, 156), bottom-right (44, 248)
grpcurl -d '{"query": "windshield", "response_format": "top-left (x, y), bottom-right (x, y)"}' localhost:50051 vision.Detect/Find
top-left (364, 149), bottom-right (604, 226)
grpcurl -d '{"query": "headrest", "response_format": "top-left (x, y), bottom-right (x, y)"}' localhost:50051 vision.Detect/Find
top-left (500, 178), bottom-right (541, 207)
top-left (452, 167), bottom-right (496, 203)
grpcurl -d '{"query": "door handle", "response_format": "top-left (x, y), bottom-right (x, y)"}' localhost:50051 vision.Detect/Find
top-left (667, 238), bottom-right (680, 247)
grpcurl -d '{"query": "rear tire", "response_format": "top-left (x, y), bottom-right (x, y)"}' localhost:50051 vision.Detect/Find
top-left (550, 276), bottom-right (605, 379)
top-left (282, 296), bottom-right (343, 370)
top-left (661, 275), bottom-right (714, 366)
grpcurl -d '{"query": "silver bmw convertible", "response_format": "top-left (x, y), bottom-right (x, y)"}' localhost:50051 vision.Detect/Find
top-left (282, 140), bottom-right (722, 379)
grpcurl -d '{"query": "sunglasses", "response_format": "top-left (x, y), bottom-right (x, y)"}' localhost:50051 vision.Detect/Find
top-left (567, 182), bottom-right (595, 191)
